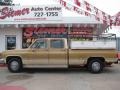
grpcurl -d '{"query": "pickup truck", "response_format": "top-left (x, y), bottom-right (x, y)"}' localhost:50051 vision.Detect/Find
top-left (0, 38), bottom-right (118, 73)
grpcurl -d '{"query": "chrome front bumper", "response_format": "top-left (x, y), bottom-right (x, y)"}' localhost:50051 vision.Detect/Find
top-left (118, 59), bottom-right (120, 64)
top-left (0, 59), bottom-right (5, 64)
top-left (114, 59), bottom-right (120, 64)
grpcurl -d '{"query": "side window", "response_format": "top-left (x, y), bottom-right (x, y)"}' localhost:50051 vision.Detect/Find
top-left (31, 40), bottom-right (47, 49)
top-left (50, 39), bottom-right (64, 48)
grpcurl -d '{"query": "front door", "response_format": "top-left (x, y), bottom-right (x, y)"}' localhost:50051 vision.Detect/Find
top-left (49, 39), bottom-right (67, 67)
top-left (24, 39), bottom-right (48, 65)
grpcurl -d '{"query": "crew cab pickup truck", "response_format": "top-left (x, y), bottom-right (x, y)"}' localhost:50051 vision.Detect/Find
top-left (0, 38), bottom-right (118, 73)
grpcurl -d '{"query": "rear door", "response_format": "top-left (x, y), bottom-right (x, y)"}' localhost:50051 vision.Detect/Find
top-left (49, 39), bottom-right (67, 67)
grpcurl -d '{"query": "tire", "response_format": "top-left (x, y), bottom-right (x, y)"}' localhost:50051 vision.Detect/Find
top-left (8, 58), bottom-right (23, 73)
top-left (87, 59), bottom-right (104, 73)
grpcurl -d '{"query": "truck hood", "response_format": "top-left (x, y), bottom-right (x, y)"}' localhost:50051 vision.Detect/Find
top-left (2, 49), bottom-right (29, 54)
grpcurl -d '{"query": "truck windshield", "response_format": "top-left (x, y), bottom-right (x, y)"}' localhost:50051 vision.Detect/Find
top-left (30, 40), bottom-right (47, 49)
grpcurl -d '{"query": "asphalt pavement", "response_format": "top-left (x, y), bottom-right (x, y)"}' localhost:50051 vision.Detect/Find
top-left (0, 64), bottom-right (120, 90)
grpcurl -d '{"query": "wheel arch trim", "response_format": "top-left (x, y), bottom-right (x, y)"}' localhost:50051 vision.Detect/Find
top-left (6, 55), bottom-right (22, 64)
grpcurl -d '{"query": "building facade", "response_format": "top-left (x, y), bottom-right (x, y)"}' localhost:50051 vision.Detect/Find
top-left (0, 5), bottom-right (107, 52)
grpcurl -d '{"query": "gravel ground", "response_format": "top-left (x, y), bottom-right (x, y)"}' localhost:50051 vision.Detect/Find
top-left (0, 64), bottom-right (120, 90)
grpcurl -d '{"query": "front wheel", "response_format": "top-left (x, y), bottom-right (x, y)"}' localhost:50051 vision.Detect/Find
top-left (87, 59), bottom-right (104, 73)
top-left (8, 58), bottom-right (23, 73)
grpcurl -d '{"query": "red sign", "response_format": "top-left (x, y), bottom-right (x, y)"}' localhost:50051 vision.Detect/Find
top-left (23, 27), bottom-right (66, 38)
top-left (0, 7), bottom-right (30, 19)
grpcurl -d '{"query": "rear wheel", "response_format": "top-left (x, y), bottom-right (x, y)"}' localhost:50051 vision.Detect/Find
top-left (87, 59), bottom-right (104, 73)
top-left (8, 58), bottom-right (23, 73)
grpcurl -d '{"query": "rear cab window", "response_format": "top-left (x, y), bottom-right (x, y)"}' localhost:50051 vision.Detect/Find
top-left (50, 39), bottom-right (64, 49)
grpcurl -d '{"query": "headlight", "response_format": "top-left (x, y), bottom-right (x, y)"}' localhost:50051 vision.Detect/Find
top-left (0, 53), bottom-right (2, 59)
top-left (0, 53), bottom-right (5, 64)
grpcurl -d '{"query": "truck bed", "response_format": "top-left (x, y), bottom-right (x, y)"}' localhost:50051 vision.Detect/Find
top-left (70, 40), bottom-right (116, 49)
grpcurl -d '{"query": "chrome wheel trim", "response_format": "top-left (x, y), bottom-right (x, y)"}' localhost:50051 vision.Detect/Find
top-left (10, 61), bottom-right (19, 71)
top-left (92, 62), bottom-right (101, 72)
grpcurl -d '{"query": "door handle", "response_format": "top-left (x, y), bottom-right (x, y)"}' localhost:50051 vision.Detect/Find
top-left (61, 49), bottom-right (66, 51)
top-left (32, 50), bottom-right (36, 52)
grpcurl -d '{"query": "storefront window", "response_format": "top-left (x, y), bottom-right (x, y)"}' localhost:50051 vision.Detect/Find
top-left (22, 27), bottom-right (67, 48)
top-left (6, 36), bottom-right (16, 50)
top-left (69, 27), bottom-right (93, 41)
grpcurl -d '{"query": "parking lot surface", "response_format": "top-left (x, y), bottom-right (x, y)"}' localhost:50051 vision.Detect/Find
top-left (0, 64), bottom-right (120, 90)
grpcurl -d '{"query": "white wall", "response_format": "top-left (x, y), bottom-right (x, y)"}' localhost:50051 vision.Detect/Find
top-left (108, 26), bottom-right (120, 37)
top-left (0, 27), bottom-right (22, 52)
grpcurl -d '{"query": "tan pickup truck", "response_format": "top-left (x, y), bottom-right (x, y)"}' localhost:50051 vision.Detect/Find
top-left (0, 38), bottom-right (118, 73)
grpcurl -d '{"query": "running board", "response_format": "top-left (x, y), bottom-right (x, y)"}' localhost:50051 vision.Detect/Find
top-left (23, 64), bottom-right (68, 68)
